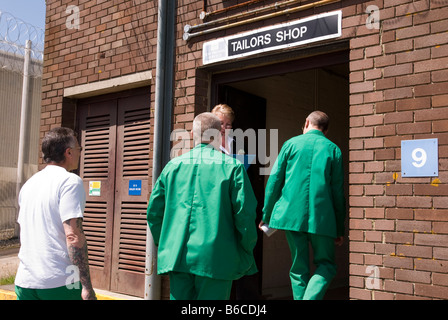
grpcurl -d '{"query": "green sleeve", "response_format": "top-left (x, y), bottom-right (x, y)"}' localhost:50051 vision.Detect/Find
top-left (230, 164), bottom-right (258, 255)
top-left (331, 148), bottom-right (346, 237)
top-left (146, 172), bottom-right (166, 246)
top-left (262, 142), bottom-right (289, 223)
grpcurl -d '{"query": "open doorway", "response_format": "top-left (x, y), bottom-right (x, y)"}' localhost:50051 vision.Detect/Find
top-left (211, 51), bottom-right (349, 300)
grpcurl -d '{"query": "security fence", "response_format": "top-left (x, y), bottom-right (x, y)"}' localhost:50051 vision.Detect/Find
top-left (0, 11), bottom-right (43, 239)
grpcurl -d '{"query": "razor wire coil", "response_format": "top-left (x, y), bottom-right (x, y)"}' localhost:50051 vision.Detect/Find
top-left (0, 10), bottom-right (44, 76)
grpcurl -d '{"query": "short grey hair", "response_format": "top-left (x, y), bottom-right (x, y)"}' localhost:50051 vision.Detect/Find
top-left (192, 112), bottom-right (221, 144)
top-left (42, 127), bottom-right (77, 163)
top-left (307, 110), bottom-right (330, 132)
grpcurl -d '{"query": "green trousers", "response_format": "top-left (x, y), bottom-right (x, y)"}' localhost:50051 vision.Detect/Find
top-left (15, 282), bottom-right (82, 300)
top-left (169, 272), bottom-right (233, 300)
top-left (285, 231), bottom-right (337, 300)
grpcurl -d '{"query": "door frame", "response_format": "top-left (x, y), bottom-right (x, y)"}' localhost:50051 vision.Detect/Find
top-left (76, 87), bottom-right (151, 297)
top-left (209, 48), bottom-right (350, 298)
top-left (210, 49), bottom-right (349, 103)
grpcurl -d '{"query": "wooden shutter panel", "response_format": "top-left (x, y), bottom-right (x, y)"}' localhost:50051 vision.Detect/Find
top-left (78, 100), bottom-right (117, 290)
top-left (83, 118), bottom-right (111, 268)
top-left (118, 201), bottom-right (148, 273)
top-left (122, 108), bottom-right (151, 178)
top-left (83, 200), bottom-right (108, 268)
top-left (111, 93), bottom-right (151, 296)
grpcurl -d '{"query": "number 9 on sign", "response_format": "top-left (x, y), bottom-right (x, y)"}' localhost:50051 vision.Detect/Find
top-left (411, 148), bottom-right (426, 168)
top-left (401, 139), bottom-right (438, 177)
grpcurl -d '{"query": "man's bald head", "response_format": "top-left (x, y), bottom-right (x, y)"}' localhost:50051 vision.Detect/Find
top-left (305, 111), bottom-right (330, 134)
top-left (192, 112), bottom-right (222, 146)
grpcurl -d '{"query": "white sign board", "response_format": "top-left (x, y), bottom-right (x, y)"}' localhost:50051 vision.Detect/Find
top-left (203, 11), bottom-right (342, 65)
top-left (401, 139), bottom-right (438, 177)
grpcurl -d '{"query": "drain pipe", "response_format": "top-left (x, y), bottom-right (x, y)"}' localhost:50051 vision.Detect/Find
top-left (14, 40), bottom-right (32, 238)
top-left (145, 0), bottom-right (176, 300)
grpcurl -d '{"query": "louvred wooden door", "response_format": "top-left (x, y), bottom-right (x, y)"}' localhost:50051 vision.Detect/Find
top-left (110, 93), bottom-right (151, 296)
top-left (77, 88), bottom-right (150, 297)
top-left (78, 99), bottom-right (117, 291)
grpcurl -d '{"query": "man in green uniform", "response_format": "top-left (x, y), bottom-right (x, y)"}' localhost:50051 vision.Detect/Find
top-left (260, 111), bottom-right (346, 300)
top-left (147, 112), bottom-right (258, 300)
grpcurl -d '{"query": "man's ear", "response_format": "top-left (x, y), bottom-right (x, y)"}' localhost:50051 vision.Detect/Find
top-left (305, 119), bottom-right (310, 129)
top-left (190, 130), bottom-right (198, 146)
top-left (303, 119), bottom-right (310, 133)
top-left (64, 147), bottom-right (75, 163)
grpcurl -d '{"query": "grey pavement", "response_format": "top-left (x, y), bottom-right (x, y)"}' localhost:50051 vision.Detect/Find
top-left (0, 245), bottom-right (142, 300)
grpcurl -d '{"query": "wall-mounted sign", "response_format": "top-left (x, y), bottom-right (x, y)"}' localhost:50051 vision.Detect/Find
top-left (129, 180), bottom-right (142, 196)
top-left (89, 181), bottom-right (101, 196)
top-left (401, 138), bottom-right (438, 177)
top-left (203, 10), bottom-right (342, 65)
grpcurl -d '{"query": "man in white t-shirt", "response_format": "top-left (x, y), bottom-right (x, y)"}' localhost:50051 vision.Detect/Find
top-left (15, 127), bottom-right (96, 300)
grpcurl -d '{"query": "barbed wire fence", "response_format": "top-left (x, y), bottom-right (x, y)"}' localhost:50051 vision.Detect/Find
top-left (0, 10), bottom-right (44, 76)
top-left (0, 11), bottom-right (45, 240)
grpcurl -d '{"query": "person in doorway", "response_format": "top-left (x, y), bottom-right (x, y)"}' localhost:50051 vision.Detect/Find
top-left (259, 110), bottom-right (346, 300)
top-left (15, 127), bottom-right (96, 300)
top-left (212, 103), bottom-right (235, 155)
top-left (213, 103), bottom-right (261, 299)
top-left (147, 112), bottom-right (258, 300)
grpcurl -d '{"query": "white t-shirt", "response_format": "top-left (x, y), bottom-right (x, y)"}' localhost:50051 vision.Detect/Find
top-left (15, 165), bottom-right (86, 289)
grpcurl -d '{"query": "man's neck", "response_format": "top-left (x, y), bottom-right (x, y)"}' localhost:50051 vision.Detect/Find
top-left (46, 162), bottom-right (70, 171)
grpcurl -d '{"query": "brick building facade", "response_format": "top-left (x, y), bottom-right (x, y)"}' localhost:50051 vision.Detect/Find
top-left (41, 0), bottom-right (448, 299)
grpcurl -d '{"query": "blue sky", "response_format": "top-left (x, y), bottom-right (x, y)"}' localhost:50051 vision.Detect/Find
top-left (0, 0), bottom-right (46, 30)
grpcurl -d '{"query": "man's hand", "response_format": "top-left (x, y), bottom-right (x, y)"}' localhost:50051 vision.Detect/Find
top-left (82, 287), bottom-right (97, 300)
top-left (334, 236), bottom-right (344, 246)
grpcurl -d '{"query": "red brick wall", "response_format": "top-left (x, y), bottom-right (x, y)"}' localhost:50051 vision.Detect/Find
top-left (346, 0), bottom-right (448, 300)
top-left (41, 0), bottom-right (157, 166)
top-left (175, 0), bottom-right (448, 299)
top-left (42, 0), bottom-right (448, 299)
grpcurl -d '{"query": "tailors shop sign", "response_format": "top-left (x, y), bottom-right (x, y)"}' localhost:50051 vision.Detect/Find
top-left (203, 11), bottom-right (342, 65)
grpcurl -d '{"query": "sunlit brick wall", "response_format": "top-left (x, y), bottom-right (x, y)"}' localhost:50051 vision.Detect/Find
top-left (346, 0), bottom-right (448, 300)
top-left (42, 0), bottom-right (448, 300)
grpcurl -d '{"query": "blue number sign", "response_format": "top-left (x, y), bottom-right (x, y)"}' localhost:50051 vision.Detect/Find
top-left (401, 139), bottom-right (438, 177)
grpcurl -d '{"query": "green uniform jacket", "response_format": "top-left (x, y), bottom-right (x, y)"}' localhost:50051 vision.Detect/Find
top-left (262, 130), bottom-right (346, 238)
top-left (147, 143), bottom-right (258, 281)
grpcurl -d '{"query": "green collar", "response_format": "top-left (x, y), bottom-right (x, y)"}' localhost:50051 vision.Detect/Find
top-left (195, 143), bottom-right (216, 150)
top-left (305, 129), bottom-right (325, 136)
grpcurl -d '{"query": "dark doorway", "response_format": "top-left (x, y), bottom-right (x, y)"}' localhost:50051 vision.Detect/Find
top-left (216, 85), bottom-right (267, 299)
top-left (211, 50), bottom-right (349, 300)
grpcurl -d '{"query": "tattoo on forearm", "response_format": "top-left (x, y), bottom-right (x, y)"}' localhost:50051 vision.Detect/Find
top-left (66, 219), bottom-right (96, 299)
